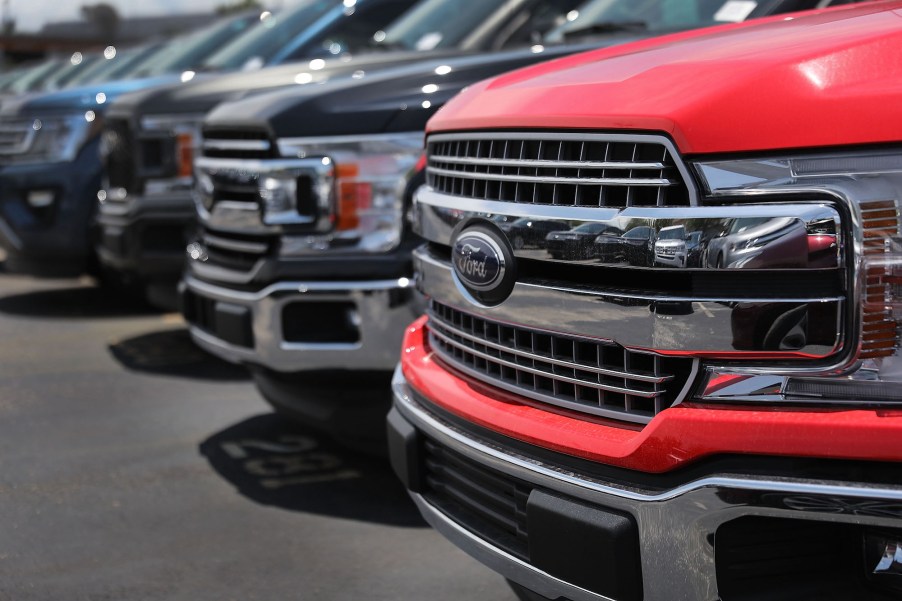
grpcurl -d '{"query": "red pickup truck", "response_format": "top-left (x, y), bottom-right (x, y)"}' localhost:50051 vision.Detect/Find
top-left (388, 3), bottom-right (902, 600)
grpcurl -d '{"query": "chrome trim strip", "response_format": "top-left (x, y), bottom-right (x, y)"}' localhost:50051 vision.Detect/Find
top-left (415, 249), bottom-right (844, 362)
top-left (393, 368), bottom-right (902, 504)
top-left (195, 156), bottom-right (332, 172)
top-left (415, 189), bottom-right (842, 271)
top-left (140, 114), bottom-right (207, 131)
top-left (277, 131), bottom-right (422, 148)
top-left (428, 166), bottom-right (675, 187)
top-left (203, 139), bottom-right (271, 152)
top-left (202, 233), bottom-right (268, 254)
top-left (410, 493), bottom-right (612, 601)
top-left (184, 273), bottom-right (412, 303)
top-left (431, 154), bottom-right (666, 170)
top-left (428, 317), bottom-right (669, 384)
top-left (417, 188), bottom-right (622, 222)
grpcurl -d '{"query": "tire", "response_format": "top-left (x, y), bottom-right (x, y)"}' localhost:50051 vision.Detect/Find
top-left (512, 235), bottom-right (525, 250)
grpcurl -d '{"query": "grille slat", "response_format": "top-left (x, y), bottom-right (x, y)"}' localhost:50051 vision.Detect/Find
top-left (428, 315), bottom-right (669, 384)
top-left (199, 228), bottom-right (275, 272)
top-left (429, 326), bottom-right (661, 399)
top-left (428, 133), bottom-right (691, 209)
top-left (427, 301), bottom-right (693, 423)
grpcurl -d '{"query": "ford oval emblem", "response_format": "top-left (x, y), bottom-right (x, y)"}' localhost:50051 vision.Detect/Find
top-left (452, 225), bottom-right (516, 305)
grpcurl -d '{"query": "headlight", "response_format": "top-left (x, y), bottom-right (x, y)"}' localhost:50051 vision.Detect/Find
top-left (1, 112), bottom-right (99, 164)
top-left (138, 114), bottom-right (204, 192)
top-left (693, 149), bottom-right (902, 405)
top-left (276, 132), bottom-right (423, 252)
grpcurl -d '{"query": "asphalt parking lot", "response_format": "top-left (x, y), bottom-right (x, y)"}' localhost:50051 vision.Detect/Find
top-left (0, 266), bottom-right (516, 601)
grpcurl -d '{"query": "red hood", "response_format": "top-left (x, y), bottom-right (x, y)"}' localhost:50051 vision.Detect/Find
top-left (427, 1), bottom-right (902, 155)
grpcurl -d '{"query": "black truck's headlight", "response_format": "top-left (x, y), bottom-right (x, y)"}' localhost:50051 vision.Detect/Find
top-left (276, 132), bottom-right (422, 252)
top-left (139, 114), bottom-right (204, 187)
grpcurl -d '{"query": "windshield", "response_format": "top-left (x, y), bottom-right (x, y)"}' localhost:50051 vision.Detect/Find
top-left (37, 55), bottom-right (100, 92)
top-left (4, 61), bottom-right (61, 94)
top-left (658, 227), bottom-right (685, 240)
top-left (202, 1), bottom-right (336, 71)
top-left (375, 0), bottom-right (512, 51)
top-left (131, 12), bottom-right (262, 78)
top-left (545, 0), bottom-right (761, 42)
top-left (61, 45), bottom-right (157, 87)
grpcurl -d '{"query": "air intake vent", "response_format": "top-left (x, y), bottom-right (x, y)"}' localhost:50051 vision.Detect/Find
top-left (427, 132), bottom-right (691, 208)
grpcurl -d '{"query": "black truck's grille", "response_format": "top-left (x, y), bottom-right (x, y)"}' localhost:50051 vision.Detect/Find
top-left (104, 118), bottom-right (138, 194)
top-left (427, 132), bottom-right (691, 208)
top-left (427, 301), bottom-right (694, 424)
top-left (200, 229), bottom-right (275, 272)
top-left (423, 437), bottom-right (530, 560)
top-left (202, 128), bottom-right (276, 160)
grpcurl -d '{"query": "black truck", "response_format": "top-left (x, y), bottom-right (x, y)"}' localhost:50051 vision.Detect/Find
top-left (173, 0), bottom-right (824, 446)
top-left (94, 0), bottom-right (580, 306)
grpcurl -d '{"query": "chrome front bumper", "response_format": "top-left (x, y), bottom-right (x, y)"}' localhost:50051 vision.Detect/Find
top-left (388, 367), bottom-right (902, 601)
top-left (181, 274), bottom-right (421, 372)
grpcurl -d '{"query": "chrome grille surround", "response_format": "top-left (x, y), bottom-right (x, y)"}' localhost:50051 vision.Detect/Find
top-left (426, 132), bottom-right (696, 208)
top-left (0, 118), bottom-right (36, 156)
top-left (413, 132), bottom-right (864, 420)
top-left (202, 128), bottom-right (274, 160)
top-left (427, 300), bottom-right (698, 424)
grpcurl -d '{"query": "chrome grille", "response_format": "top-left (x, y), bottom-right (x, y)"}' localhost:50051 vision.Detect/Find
top-left (426, 132), bottom-right (692, 208)
top-left (0, 119), bottom-right (35, 156)
top-left (202, 128), bottom-right (274, 160)
top-left (427, 301), bottom-right (695, 424)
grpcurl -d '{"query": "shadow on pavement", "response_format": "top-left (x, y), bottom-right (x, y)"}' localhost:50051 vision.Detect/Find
top-left (108, 327), bottom-right (250, 381)
top-left (200, 413), bottom-right (426, 527)
top-left (0, 283), bottom-right (157, 319)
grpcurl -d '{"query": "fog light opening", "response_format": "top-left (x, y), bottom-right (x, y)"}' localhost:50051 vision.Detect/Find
top-left (27, 190), bottom-right (55, 208)
top-left (865, 530), bottom-right (902, 595)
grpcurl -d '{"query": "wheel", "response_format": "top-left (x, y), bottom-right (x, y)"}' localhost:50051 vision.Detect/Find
top-left (512, 235), bottom-right (525, 250)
